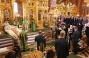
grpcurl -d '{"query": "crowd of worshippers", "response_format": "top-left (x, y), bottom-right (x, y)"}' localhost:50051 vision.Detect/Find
top-left (57, 16), bottom-right (88, 26)
top-left (53, 16), bottom-right (89, 40)
top-left (52, 16), bottom-right (89, 54)
top-left (54, 16), bottom-right (89, 38)
top-left (4, 16), bottom-right (89, 58)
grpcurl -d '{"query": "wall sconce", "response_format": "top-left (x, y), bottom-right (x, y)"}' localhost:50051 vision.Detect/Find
top-left (77, 14), bottom-right (79, 16)
top-left (17, 14), bottom-right (20, 17)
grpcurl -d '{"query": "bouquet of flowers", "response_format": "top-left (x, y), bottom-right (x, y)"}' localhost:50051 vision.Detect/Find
top-left (29, 50), bottom-right (44, 58)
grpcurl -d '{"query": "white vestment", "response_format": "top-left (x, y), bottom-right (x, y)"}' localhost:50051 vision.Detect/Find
top-left (4, 25), bottom-right (22, 40)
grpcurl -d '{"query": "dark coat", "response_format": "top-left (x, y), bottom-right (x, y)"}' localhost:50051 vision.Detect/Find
top-left (55, 27), bottom-right (61, 39)
top-left (85, 27), bottom-right (89, 37)
top-left (55, 38), bottom-right (69, 58)
top-left (72, 30), bottom-right (80, 54)
top-left (69, 18), bottom-right (74, 25)
top-left (72, 30), bottom-right (80, 44)
top-left (66, 18), bottom-right (70, 25)
top-left (14, 45), bottom-right (21, 53)
top-left (14, 44), bottom-right (22, 58)
top-left (74, 19), bottom-right (78, 26)
top-left (35, 34), bottom-right (46, 50)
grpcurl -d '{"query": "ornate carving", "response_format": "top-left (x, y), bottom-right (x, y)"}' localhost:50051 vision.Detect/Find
top-left (1, 0), bottom-right (4, 2)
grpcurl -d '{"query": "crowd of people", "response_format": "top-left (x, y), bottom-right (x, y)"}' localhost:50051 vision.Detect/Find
top-left (51, 16), bottom-right (89, 58)
top-left (4, 15), bottom-right (89, 58)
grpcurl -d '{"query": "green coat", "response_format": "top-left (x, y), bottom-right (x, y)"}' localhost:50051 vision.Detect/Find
top-left (20, 31), bottom-right (28, 51)
top-left (13, 21), bottom-right (19, 27)
top-left (23, 19), bottom-right (28, 26)
top-left (23, 19), bottom-right (28, 30)
top-left (31, 20), bottom-right (36, 31)
top-left (52, 19), bottom-right (56, 27)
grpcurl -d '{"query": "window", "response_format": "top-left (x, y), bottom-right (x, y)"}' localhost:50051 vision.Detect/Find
top-left (14, 2), bottom-right (18, 14)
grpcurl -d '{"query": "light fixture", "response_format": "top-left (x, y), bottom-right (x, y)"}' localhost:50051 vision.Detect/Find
top-left (77, 14), bottom-right (79, 16)
top-left (17, 14), bottom-right (20, 17)
top-left (86, 14), bottom-right (89, 16)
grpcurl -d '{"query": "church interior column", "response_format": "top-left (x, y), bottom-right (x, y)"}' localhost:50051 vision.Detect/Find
top-left (12, 0), bottom-right (16, 19)
top-left (34, 0), bottom-right (39, 29)
top-left (22, 3), bottom-right (26, 18)
top-left (0, 8), bottom-right (4, 33)
top-left (41, 11), bottom-right (44, 28)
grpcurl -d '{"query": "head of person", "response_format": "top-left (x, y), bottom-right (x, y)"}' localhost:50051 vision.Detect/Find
top-left (86, 26), bottom-right (89, 30)
top-left (63, 25), bottom-right (66, 30)
top-left (57, 24), bottom-right (59, 27)
top-left (5, 51), bottom-right (15, 58)
top-left (6, 18), bottom-right (9, 20)
top-left (70, 25), bottom-right (72, 28)
top-left (39, 30), bottom-right (42, 34)
top-left (46, 50), bottom-right (55, 58)
top-left (60, 31), bottom-right (65, 38)
top-left (74, 26), bottom-right (78, 31)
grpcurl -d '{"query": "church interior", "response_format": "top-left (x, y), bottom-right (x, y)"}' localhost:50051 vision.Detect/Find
top-left (0, 0), bottom-right (89, 58)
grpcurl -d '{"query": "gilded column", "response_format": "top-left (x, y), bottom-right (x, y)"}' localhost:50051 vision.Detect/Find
top-left (12, 0), bottom-right (15, 19)
top-left (34, 0), bottom-right (38, 28)
top-left (22, 3), bottom-right (27, 18)
top-left (41, 11), bottom-right (44, 28)
top-left (0, 9), bottom-right (1, 24)
top-left (78, 0), bottom-right (81, 15)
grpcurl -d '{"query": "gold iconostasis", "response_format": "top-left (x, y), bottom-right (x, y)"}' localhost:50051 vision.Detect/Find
top-left (0, 0), bottom-right (88, 33)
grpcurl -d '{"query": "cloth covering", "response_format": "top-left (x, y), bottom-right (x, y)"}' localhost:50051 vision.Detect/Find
top-left (4, 24), bottom-right (22, 40)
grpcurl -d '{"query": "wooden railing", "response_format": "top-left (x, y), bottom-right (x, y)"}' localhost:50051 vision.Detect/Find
top-left (0, 37), bottom-right (14, 57)
top-left (0, 37), bottom-right (14, 48)
top-left (27, 33), bottom-right (38, 46)
top-left (27, 31), bottom-right (52, 46)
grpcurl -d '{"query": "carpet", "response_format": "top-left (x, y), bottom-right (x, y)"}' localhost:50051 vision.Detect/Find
top-left (68, 53), bottom-right (81, 58)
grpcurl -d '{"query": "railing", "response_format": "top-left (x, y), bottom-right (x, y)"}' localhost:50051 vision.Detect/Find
top-left (0, 31), bottom-right (52, 55)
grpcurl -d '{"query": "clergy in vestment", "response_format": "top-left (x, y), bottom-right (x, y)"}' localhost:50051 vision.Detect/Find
top-left (31, 18), bottom-right (36, 31)
top-left (23, 18), bottom-right (29, 31)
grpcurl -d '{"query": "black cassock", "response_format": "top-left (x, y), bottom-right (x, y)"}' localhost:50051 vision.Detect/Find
top-left (85, 27), bottom-right (89, 45)
top-left (77, 24), bottom-right (83, 38)
top-left (55, 38), bottom-right (69, 58)
top-left (72, 30), bottom-right (80, 54)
